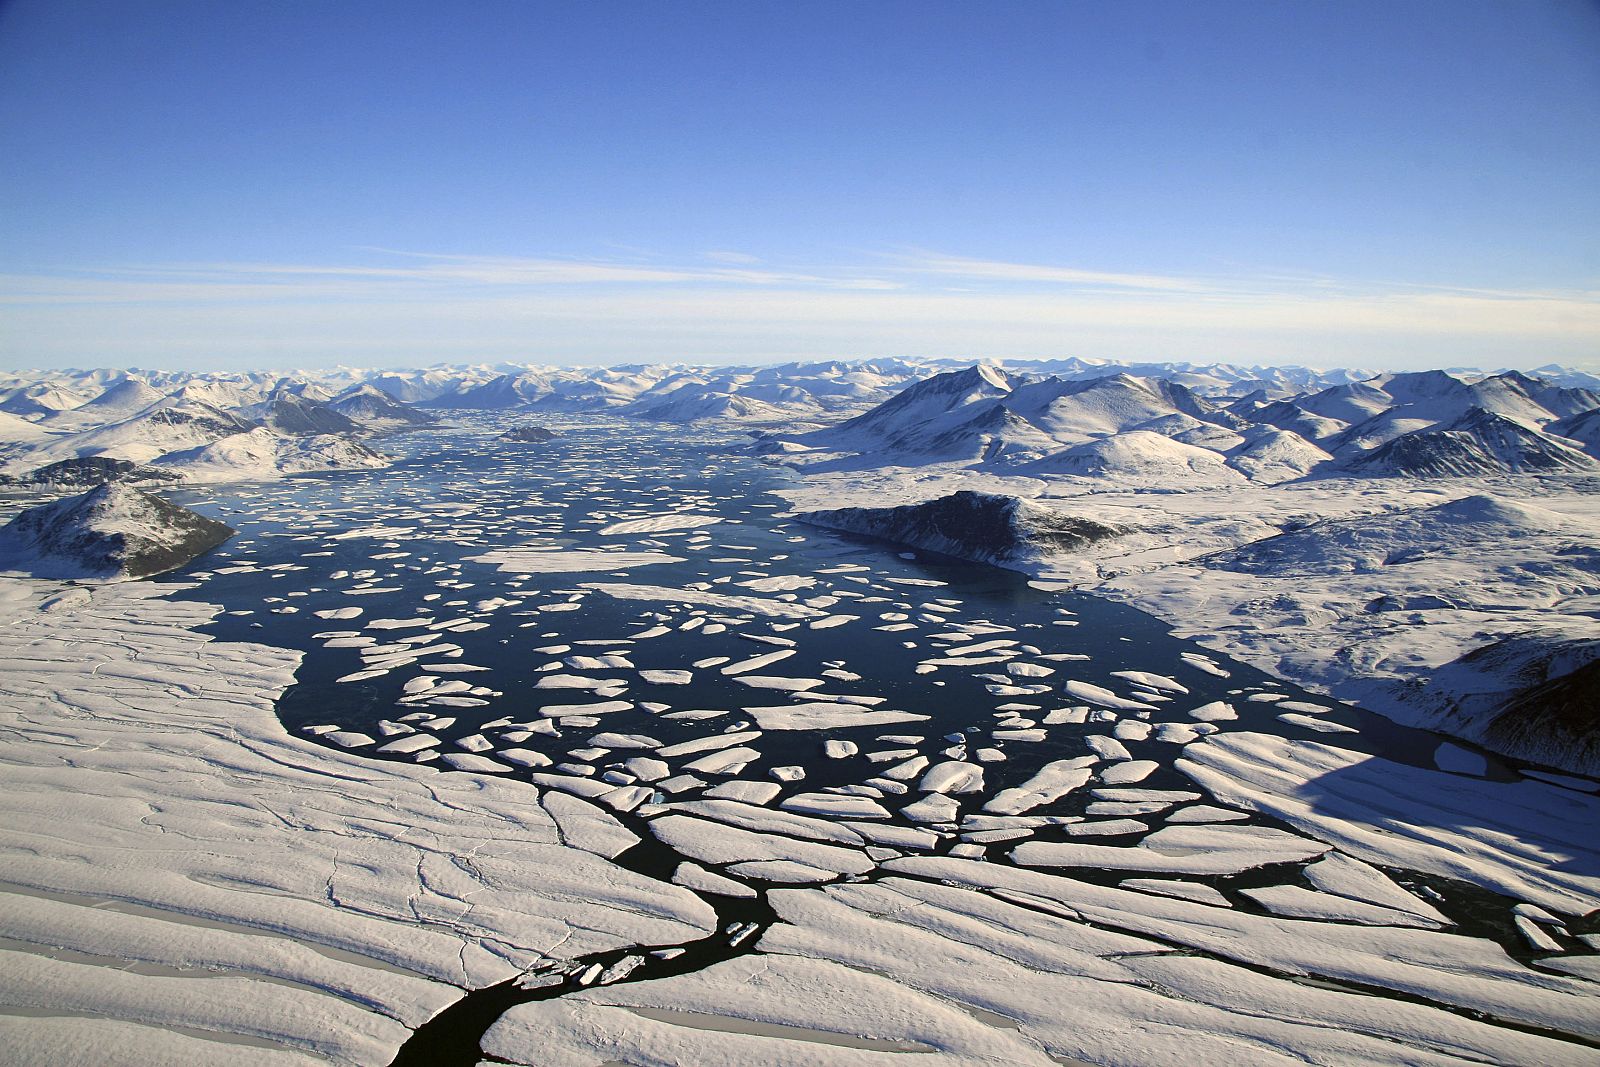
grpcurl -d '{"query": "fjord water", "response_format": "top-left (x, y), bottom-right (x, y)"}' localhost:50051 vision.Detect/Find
top-left (148, 413), bottom-right (1590, 1063)
top-left (161, 413), bottom-right (1424, 799)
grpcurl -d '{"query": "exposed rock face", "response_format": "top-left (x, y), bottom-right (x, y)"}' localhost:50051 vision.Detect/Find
top-left (0, 484), bottom-right (233, 580)
top-left (800, 490), bottom-right (1125, 570)
top-left (256, 392), bottom-right (362, 436)
top-left (2, 456), bottom-right (181, 489)
top-left (1488, 657), bottom-right (1600, 777)
top-left (140, 403), bottom-right (254, 439)
top-left (1342, 409), bottom-right (1598, 477)
top-left (329, 384), bottom-right (440, 428)
top-left (502, 424), bottom-right (559, 443)
top-left (1390, 634), bottom-right (1600, 777)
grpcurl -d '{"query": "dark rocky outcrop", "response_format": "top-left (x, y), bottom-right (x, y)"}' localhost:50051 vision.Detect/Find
top-left (800, 490), bottom-right (1125, 570)
top-left (1, 456), bottom-right (181, 489)
top-left (0, 484), bottom-right (234, 580)
top-left (1486, 655), bottom-right (1600, 778)
top-left (257, 392), bottom-right (362, 436)
top-left (501, 424), bottom-right (559, 443)
top-left (1389, 633), bottom-right (1600, 777)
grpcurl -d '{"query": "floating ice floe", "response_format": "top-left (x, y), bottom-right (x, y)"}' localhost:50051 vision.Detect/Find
top-left (581, 582), bottom-right (825, 619)
top-left (741, 703), bottom-right (929, 731)
top-left (467, 546), bottom-right (685, 573)
top-left (0, 580), bottom-right (716, 1065)
top-left (598, 514), bottom-right (725, 535)
top-left (1062, 680), bottom-right (1157, 711)
top-left (984, 757), bottom-right (1098, 815)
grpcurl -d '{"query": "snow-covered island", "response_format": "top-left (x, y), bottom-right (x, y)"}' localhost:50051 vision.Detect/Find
top-left (0, 358), bottom-right (1596, 1067)
top-left (501, 423), bottom-right (560, 443)
top-left (0, 483), bottom-right (234, 580)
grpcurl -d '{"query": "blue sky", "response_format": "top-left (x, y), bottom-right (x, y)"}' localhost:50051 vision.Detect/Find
top-left (1, 0), bottom-right (1597, 371)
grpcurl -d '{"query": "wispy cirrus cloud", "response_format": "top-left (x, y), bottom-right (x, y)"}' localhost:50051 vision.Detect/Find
top-left (703, 249), bottom-right (763, 265)
top-left (881, 250), bottom-right (1216, 293)
top-left (2, 247), bottom-right (1596, 370)
top-left (0, 250), bottom-right (914, 304)
top-left (111, 253), bottom-right (825, 288)
top-left (10, 247), bottom-right (1592, 308)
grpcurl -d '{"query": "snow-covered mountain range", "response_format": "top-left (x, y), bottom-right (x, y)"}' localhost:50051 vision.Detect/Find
top-left (0, 373), bottom-right (433, 484)
top-left (12, 357), bottom-right (1597, 487)
top-left (759, 364), bottom-right (1600, 483)
top-left (760, 362), bottom-right (1600, 776)
top-left (385, 356), bottom-right (1404, 424)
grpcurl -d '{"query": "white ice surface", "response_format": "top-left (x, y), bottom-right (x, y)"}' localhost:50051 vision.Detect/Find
top-left (467, 547), bottom-right (685, 573)
top-left (581, 582), bottom-right (825, 619)
top-left (1179, 732), bottom-right (1600, 915)
top-left (0, 579), bottom-right (714, 1064)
